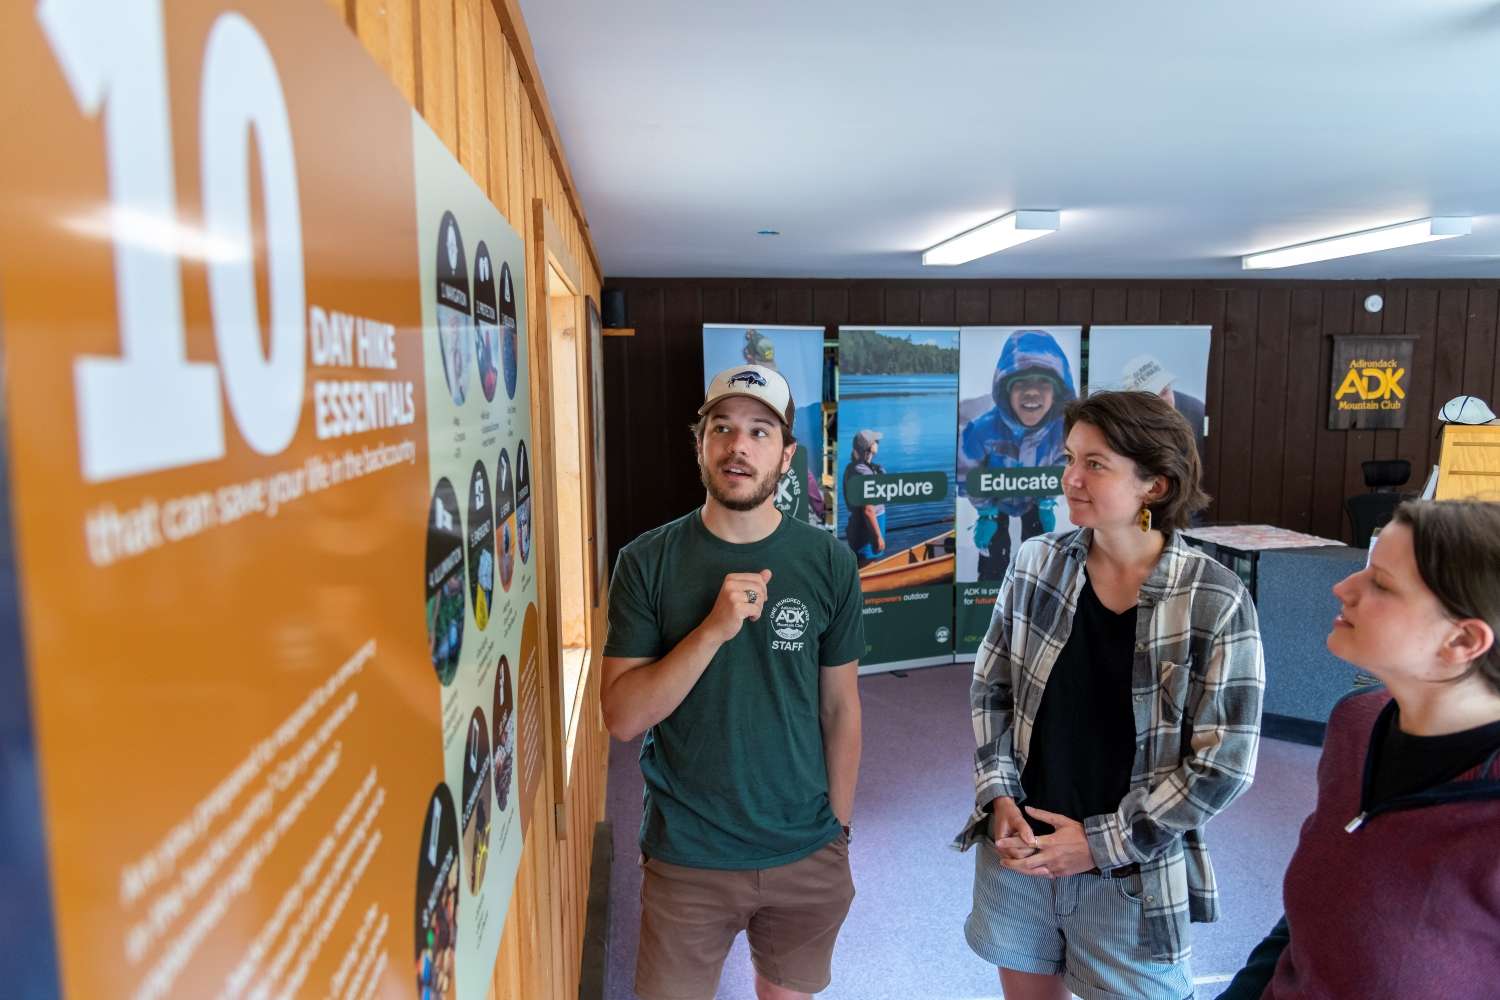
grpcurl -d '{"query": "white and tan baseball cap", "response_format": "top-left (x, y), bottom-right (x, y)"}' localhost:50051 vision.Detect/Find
top-left (699, 364), bottom-right (796, 427)
top-left (1119, 354), bottom-right (1176, 395)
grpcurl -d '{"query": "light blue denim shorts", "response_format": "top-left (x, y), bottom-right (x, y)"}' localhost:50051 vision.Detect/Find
top-left (965, 840), bottom-right (1194, 1000)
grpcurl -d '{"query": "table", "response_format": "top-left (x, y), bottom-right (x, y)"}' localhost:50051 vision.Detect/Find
top-left (1181, 524), bottom-right (1346, 600)
top-left (1182, 525), bottom-right (1361, 744)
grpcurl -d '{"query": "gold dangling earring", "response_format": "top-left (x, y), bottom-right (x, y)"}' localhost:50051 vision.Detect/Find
top-left (1138, 506), bottom-right (1153, 533)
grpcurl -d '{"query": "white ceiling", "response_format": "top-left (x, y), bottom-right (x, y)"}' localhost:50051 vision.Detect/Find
top-left (519, 0), bottom-right (1500, 279)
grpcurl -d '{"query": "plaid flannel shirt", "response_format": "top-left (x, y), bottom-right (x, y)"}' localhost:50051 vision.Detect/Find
top-left (954, 528), bottom-right (1265, 963)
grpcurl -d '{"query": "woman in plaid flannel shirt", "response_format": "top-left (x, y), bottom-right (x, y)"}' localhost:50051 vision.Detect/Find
top-left (957, 391), bottom-right (1265, 1000)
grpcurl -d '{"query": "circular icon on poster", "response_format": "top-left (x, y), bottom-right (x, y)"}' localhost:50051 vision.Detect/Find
top-left (492, 654), bottom-right (517, 813)
top-left (426, 478), bottom-right (466, 685)
top-left (516, 440), bottom-right (533, 564)
top-left (435, 211), bottom-right (473, 407)
top-left (473, 241), bottom-right (501, 403)
top-left (461, 707), bottom-right (494, 894)
top-left (495, 447), bottom-right (517, 591)
top-left (466, 460), bottom-right (496, 630)
top-left (414, 783), bottom-right (460, 1000)
top-left (500, 262), bottom-right (519, 400)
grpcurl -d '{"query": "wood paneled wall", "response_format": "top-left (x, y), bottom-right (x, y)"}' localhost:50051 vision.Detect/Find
top-left (603, 278), bottom-right (1500, 562)
top-left (333, 3), bottom-right (608, 998)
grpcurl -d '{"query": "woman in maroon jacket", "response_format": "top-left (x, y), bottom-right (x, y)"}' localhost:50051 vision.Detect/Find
top-left (1224, 500), bottom-right (1500, 999)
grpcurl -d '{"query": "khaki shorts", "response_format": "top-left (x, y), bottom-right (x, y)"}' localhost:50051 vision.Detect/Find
top-left (635, 832), bottom-right (854, 1000)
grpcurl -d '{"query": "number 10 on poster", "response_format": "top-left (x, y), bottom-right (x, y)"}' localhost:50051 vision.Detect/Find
top-left (42, 0), bottom-right (308, 484)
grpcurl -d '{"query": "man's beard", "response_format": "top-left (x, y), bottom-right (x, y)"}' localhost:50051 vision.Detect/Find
top-left (700, 459), bottom-right (781, 512)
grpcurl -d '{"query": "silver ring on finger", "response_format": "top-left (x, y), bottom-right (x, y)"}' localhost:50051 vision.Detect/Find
top-left (746, 590), bottom-right (758, 604)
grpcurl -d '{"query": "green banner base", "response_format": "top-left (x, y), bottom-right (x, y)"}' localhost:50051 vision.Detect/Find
top-left (857, 655), bottom-right (955, 676)
top-left (859, 584), bottom-right (954, 667)
top-left (956, 583), bottom-right (1002, 655)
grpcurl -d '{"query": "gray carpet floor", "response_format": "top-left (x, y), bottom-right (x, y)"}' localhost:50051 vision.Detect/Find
top-left (605, 663), bottom-right (1318, 999)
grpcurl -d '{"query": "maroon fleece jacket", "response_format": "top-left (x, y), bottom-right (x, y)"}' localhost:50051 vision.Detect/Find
top-left (1265, 689), bottom-right (1500, 999)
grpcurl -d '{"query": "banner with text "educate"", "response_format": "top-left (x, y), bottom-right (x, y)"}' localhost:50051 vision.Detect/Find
top-left (954, 327), bottom-right (1082, 655)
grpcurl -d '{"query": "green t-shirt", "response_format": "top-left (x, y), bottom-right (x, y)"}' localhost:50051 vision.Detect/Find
top-left (605, 508), bottom-right (864, 869)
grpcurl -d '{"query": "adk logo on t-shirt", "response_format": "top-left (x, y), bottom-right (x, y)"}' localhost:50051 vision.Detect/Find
top-left (769, 597), bottom-right (810, 652)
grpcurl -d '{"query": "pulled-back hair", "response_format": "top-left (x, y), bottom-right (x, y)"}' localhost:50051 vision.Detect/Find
top-left (1391, 500), bottom-right (1500, 695)
top-left (1063, 390), bottom-right (1210, 532)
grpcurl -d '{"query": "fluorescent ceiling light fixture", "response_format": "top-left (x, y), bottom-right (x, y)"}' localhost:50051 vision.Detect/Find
top-left (922, 210), bottom-right (1059, 266)
top-left (1242, 216), bottom-right (1472, 270)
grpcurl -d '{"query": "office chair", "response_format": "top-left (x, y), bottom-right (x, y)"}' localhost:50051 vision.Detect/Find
top-left (1345, 459), bottom-right (1411, 548)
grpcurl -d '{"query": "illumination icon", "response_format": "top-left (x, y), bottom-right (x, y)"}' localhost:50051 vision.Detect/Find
top-left (922, 210), bottom-right (1060, 266)
top-left (1243, 217), bottom-right (1472, 270)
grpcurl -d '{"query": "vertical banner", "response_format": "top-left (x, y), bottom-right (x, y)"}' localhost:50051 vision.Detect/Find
top-left (1086, 326), bottom-right (1213, 460)
top-left (836, 328), bottom-right (958, 672)
top-left (413, 114), bottom-right (540, 1000)
top-left (1327, 336), bottom-right (1416, 429)
top-left (0, 3), bottom-right (537, 998)
top-left (702, 325), bottom-right (826, 526)
top-left (955, 328), bottom-right (1082, 656)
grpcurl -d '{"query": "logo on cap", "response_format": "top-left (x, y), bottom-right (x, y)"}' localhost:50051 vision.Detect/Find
top-left (1131, 361), bottom-right (1162, 384)
top-left (728, 370), bottom-right (768, 389)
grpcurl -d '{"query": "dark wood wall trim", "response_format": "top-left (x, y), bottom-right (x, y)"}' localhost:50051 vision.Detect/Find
top-left (601, 278), bottom-right (1500, 566)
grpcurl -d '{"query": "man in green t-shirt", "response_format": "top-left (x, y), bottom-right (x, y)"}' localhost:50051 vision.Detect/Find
top-left (603, 363), bottom-right (864, 1000)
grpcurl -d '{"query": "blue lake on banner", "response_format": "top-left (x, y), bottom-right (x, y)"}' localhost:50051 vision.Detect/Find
top-left (837, 373), bottom-right (958, 555)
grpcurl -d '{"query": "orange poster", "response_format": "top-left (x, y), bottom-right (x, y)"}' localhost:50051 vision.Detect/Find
top-left (0, 2), bottom-right (538, 997)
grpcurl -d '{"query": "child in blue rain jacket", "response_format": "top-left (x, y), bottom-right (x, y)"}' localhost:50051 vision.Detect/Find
top-left (958, 330), bottom-right (1076, 579)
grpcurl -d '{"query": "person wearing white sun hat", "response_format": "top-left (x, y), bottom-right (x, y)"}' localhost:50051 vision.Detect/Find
top-left (1118, 354), bottom-right (1206, 459)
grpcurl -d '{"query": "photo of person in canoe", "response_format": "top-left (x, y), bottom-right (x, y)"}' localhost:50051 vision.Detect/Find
top-left (837, 328), bottom-right (959, 595)
top-left (842, 429), bottom-right (887, 566)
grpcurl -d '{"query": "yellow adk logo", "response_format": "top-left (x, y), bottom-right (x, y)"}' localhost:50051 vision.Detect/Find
top-left (1335, 358), bottom-right (1406, 412)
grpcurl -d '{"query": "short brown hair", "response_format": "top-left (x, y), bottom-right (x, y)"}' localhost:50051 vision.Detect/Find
top-left (1391, 500), bottom-right (1500, 695)
top-left (1063, 390), bottom-right (1210, 532)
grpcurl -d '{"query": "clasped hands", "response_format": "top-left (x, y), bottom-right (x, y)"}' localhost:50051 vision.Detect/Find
top-left (987, 796), bottom-right (1095, 878)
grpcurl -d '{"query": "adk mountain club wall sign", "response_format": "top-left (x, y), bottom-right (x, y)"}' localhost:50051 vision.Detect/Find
top-left (1328, 336), bottom-right (1417, 430)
